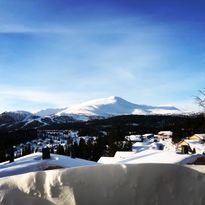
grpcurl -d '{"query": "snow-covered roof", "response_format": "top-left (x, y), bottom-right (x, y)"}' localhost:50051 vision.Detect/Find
top-left (120, 150), bottom-right (199, 164)
top-left (184, 139), bottom-right (205, 154)
top-left (114, 151), bottom-right (135, 159)
top-left (98, 150), bottom-right (200, 165)
top-left (98, 157), bottom-right (120, 164)
top-left (0, 152), bottom-right (97, 178)
top-left (158, 131), bottom-right (173, 136)
top-left (195, 134), bottom-right (205, 140)
top-left (132, 138), bottom-right (165, 152)
top-left (125, 135), bottom-right (142, 141)
top-left (132, 142), bottom-right (146, 147)
top-left (143, 133), bottom-right (154, 137)
top-left (132, 142), bottom-right (150, 152)
top-left (98, 152), bottom-right (136, 164)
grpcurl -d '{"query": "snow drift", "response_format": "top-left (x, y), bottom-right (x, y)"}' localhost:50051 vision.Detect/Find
top-left (0, 164), bottom-right (204, 205)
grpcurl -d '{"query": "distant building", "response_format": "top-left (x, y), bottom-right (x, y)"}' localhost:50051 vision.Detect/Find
top-left (176, 140), bottom-right (192, 154)
top-left (142, 133), bottom-right (154, 139)
top-left (189, 134), bottom-right (205, 141)
top-left (158, 131), bottom-right (173, 140)
top-left (177, 133), bottom-right (205, 154)
top-left (125, 135), bottom-right (142, 142)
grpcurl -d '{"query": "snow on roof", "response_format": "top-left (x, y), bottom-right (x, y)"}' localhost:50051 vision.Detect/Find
top-left (98, 150), bottom-right (200, 165)
top-left (185, 139), bottom-right (204, 144)
top-left (120, 150), bottom-right (199, 165)
top-left (195, 134), bottom-right (205, 140)
top-left (114, 151), bottom-right (136, 159)
top-left (132, 139), bottom-right (161, 152)
top-left (132, 143), bottom-right (150, 152)
top-left (184, 139), bottom-right (205, 154)
top-left (132, 141), bottom-right (150, 147)
top-left (125, 135), bottom-right (142, 141)
top-left (158, 131), bottom-right (173, 136)
top-left (143, 133), bottom-right (154, 137)
top-left (0, 152), bottom-right (97, 178)
top-left (98, 157), bottom-right (120, 164)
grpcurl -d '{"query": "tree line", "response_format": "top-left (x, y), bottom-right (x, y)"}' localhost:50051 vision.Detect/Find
top-left (54, 133), bottom-right (132, 162)
top-left (0, 129), bottom-right (37, 162)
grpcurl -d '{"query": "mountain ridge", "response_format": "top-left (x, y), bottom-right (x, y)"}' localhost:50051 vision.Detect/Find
top-left (55, 96), bottom-right (181, 117)
top-left (0, 96), bottom-right (183, 129)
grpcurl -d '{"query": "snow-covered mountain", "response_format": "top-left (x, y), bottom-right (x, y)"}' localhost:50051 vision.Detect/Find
top-left (0, 111), bottom-right (33, 122)
top-left (0, 96), bottom-right (182, 129)
top-left (35, 108), bottom-right (65, 117)
top-left (0, 111), bottom-right (36, 127)
top-left (56, 96), bottom-right (182, 117)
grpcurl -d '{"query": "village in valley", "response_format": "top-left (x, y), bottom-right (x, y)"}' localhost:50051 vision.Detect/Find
top-left (11, 129), bottom-right (205, 157)
top-left (10, 130), bottom-right (205, 158)
top-left (1, 128), bottom-right (204, 177)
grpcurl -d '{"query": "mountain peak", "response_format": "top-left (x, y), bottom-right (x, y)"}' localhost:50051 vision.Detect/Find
top-left (0, 96), bottom-right (183, 129)
top-left (107, 96), bottom-right (123, 101)
top-left (55, 96), bottom-right (181, 117)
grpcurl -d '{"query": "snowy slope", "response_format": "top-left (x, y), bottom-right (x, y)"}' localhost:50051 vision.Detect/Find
top-left (35, 108), bottom-right (65, 117)
top-left (56, 96), bottom-right (182, 117)
top-left (0, 111), bottom-right (34, 122)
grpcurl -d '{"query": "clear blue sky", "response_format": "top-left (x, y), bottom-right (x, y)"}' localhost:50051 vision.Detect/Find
top-left (0, 0), bottom-right (205, 112)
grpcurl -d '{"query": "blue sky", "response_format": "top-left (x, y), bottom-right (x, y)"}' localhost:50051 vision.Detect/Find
top-left (0, 0), bottom-right (205, 112)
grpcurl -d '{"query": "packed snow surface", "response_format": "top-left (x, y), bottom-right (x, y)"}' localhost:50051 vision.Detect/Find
top-left (0, 164), bottom-right (204, 205)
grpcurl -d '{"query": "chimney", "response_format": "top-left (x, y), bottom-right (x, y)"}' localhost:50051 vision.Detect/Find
top-left (42, 147), bottom-right (50, 159)
top-left (9, 147), bottom-right (14, 163)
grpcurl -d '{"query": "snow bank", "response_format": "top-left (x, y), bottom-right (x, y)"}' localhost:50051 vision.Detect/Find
top-left (0, 164), bottom-right (204, 205)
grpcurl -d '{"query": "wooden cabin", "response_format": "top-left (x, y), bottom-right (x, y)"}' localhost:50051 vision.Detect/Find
top-left (177, 137), bottom-right (205, 154)
top-left (176, 140), bottom-right (192, 154)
